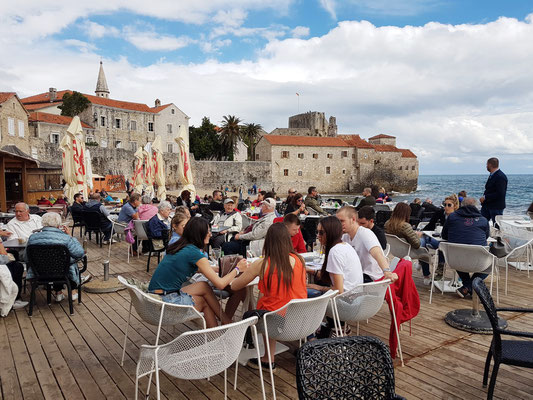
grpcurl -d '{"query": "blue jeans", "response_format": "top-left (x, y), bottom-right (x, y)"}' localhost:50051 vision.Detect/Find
top-left (481, 206), bottom-right (503, 225)
top-left (419, 235), bottom-right (443, 277)
top-left (161, 291), bottom-right (195, 306)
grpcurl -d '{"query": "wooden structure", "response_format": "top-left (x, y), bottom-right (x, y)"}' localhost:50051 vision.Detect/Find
top-left (0, 146), bottom-right (62, 211)
top-left (2, 237), bottom-right (533, 399)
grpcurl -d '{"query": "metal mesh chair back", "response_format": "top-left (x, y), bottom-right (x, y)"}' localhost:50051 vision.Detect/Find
top-left (376, 210), bottom-right (392, 228)
top-left (296, 336), bottom-right (401, 400)
top-left (137, 317), bottom-right (258, 380)
top-left (439, 242), bottom-right (494, 273)
top-left (385, 234), bottom-right (411, 259)
top-left (117, 276), bottom-right (201, 326)
top-left (26, 244), bottom-right (71, 281)
top-left (133, 220), bottom-right (149, 240)
top-left (264, 290), bottom-right (337, 342)
top-left (374, 204), bottom-right (391, 212)
top-left (72, 208), bottom-right (84, 223)
top-left (501, 235), bottom-right (531, 261)
top-left (331, 280), bottom-right (389, 323)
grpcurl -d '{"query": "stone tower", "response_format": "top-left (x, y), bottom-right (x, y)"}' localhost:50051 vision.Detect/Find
top-left (95, 61), bottom-right (110, 98)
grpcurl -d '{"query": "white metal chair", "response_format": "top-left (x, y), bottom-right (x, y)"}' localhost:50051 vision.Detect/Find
top-left (107, 216), bottom-right (131, 262)
top-left (117, 276), bottom-right (206, 367)
top-left (307, 207), bottom-right (319, 216)
top-left (241, 214), bottom-right (254, 230)
top-left (385, 234), bottom-right (439, 304)
top-left (383, 243), bottom-right (391, 257)
top-left (133, 219), bottom-right (149, 258)
top-left (328, 279), bottom-right (404, 366)
top-left (439, 242), bottom-right (498, 303)
top-left (135, 316), bottom-right (266, 400)
top-left (496, 235), bottom-right (533, 295)
top-left (259, 290), bottom-right (338, 400)
top-left (374, 204), bottom-right (391, 212)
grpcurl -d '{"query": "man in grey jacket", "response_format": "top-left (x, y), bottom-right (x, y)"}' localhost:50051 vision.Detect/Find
top-left (222, 198), bottom-right (276, 256)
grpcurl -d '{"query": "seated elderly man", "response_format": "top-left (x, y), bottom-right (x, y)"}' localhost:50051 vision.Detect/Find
top-left (6, 202), bottom-right (42, 240)
top-left (26, 212), bottom-right (85, 302)
top-left (83, 193), bottom-right (114, 244)
top-left (222, 198), bottom-right (276, 256)
top-left (146, 201), bottom-right (172, 250)
top-left (442, 197), bottom-right (490, 298)
top-left (210, 198), bottom-right (243, 249)
top-left (137, 195), bottom-right (158, 220)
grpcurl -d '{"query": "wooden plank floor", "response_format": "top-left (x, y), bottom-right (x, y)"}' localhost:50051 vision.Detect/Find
top-left (2, 237), bottom-right (533, 399)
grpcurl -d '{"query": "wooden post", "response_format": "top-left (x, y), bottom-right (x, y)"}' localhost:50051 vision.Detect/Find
top-left (21, 161), bottom-right (28, 204)
top-left (0, 157), bottom-right (6, 212)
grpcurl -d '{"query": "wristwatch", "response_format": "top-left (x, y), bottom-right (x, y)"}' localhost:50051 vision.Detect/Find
top-left (234, 267), bottom-right (240, 275)
top-left (383, 268), bottom-right (391, 272)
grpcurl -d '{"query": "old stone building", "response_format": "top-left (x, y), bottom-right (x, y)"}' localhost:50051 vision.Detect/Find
top-left (255, 126), bottom-right (418, 193)
top-left (0, 93), bottom-right (31, 154)
top-left (20, 62), bottom-right (189, 154)
top-left (270, 111), bottom-right (338, 137)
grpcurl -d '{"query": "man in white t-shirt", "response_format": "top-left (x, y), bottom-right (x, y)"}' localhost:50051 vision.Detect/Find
top-left (336, 206), bottom-right (398, 283)
top-left (6, 203), bottom-right (43, 240)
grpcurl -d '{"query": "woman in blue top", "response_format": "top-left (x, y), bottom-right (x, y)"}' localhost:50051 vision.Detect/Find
top-left (148, 217), bottom-right (248, 328)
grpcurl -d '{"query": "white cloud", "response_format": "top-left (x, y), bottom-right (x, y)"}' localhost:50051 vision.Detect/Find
top-left (82, 20), bottom-right (120, 39)
top-left (321, 0), bottom-right (441, 18)
top-left (291, 26), bottom-right (310, 38)
top-left (123, 26), bottom-right (194, 51)
top-left (320, 0), bottom-right (337, 19)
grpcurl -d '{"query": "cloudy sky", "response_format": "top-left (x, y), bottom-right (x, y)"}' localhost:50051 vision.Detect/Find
top-left (1, 0), bottom-right (533, 174)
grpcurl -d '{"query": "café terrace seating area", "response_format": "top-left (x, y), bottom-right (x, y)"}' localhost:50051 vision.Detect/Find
top-left (3, 230), bottom-right (533, 400)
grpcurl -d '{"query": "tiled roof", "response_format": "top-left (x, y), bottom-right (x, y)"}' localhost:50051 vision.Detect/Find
top-left (368, 134), bottom-right (396, 140)
top-left (0, 92), bottom-right (16, 104)
top-left (340, 134), bottom-right (374, 149)
top-left (372, 144), bottom-right (401, 153)
top-left (29, 112), bottom-right (94, 129)
top-left (23, 103), bottom-right (60, 111)
top-left (152, 104), bottom-right (172, 113)
top-left (263, 135), bottom-right (351, 147)
top-left (398, 148), bottom-right (417, 158)
top-left (22, 90), bottom-right (157, 113)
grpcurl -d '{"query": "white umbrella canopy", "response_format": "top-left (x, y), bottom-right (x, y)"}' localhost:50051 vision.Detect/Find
top-left (151, 135), bottom-right (166, 201)
top-left (85, 149), bottom-right (93, 191)
top-left (132, 147), bottom-right (144, 194)
top-left (174, 124), bottom-right (196, 196)
top-left (143, 142), bottom-right (154, 198)
top-left (60, 116), bottom-right (87, 202)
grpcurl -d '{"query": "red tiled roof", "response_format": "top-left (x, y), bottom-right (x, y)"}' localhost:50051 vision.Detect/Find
top-left (23, 102), bottom-right (60, 111)
top-left (151, 104), bottom-right (172, 113)
top-left (372, 144), bottom-right (401, 153)
top-left (29, 112), bottom-right (94, 129)
top-left (368, 134), bottom-right (396, 140)
top-left (340, 134), bottom-right (374, 149)
top-left (263, 135), bottom-right (351, 147)
top-left (22, 90), bottom-right (157, 113)
top-left (398, 148), bottom-right (417, 158)
top-left (0, 92), bottom-right (16, 104)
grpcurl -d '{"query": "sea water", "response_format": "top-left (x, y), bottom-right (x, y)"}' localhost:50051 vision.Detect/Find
top-left (325, 174), bottom-right (533, 216)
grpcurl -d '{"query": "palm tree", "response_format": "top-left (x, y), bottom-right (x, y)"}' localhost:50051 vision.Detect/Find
top-left (219, 115), bottom-right (242, 160)
top-left (241, 122), bottom-right (263, 161)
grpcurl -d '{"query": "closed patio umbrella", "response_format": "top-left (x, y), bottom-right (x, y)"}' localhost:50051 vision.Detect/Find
top-left (174, 125), bottom-right (196, 196)
top-left (132, 147), bottom-right (144, 194)
top-left (143, 142), bottom-right (154, 198)
top-left (151, 135), bottom-right (166, 201)
top-left (85, 149), bottom-right (93, 192)
top-left (60, 116), bottom-right (86, 202)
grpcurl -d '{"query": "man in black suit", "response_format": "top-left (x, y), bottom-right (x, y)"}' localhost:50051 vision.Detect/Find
top-left (480, 157), bottom-right (507, 224)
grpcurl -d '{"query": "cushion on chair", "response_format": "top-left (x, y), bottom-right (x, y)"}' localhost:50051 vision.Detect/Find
top-left (501, 340), bottom-right (533, 367)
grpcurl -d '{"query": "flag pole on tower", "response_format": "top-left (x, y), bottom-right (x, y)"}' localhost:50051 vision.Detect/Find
top-left (296, 92), bottom-right (300, 113)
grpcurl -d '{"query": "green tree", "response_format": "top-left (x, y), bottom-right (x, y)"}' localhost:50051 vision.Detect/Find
top-left (241, 122), bottom-right (263, 161)
top-left (219, 115), bottom-right (242, 161)
top-left (189, 117), bottom-right (219, 160)
top-left (58, 91), bottom-right (91, 117)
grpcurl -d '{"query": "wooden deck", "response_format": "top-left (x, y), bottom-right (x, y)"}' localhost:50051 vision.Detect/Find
top-left (2, 237), bottom-right (533, 399)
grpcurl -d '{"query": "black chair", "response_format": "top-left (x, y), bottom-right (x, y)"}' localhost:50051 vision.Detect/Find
top-left (82, 210), bottom-right (105, 247)
top-left (301, 217), bottom-right (320, 250)
top-left (472, 278), bottom-right (533, 400)
top-left (296, 336), bottom-right (405, 400)
top-left (375, 210), bottom-right (392, 228)
top-left (421, 211), bottom-right (435, 222)
top-left (71, 208), bottom-right (85, 238)
top-left (145, 223), bottom-right (170, 272)
top-left (26, 244), bottom-right (87, 316)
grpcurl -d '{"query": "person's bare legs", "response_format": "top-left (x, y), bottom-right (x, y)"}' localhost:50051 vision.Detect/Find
top-left (224, 287), bottom-right (246, 320)
top-left (190, 295), bottom-right (217, 328)
top-left (261, 336), bottom-right (277, 363)
top-left (182, 282), bottom-right (231, 324)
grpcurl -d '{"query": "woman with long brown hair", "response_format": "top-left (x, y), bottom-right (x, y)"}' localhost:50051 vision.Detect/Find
top-left (231, 222), bottom-right (307, 371)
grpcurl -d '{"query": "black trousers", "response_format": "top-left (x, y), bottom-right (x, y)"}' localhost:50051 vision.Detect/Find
top-left (6, 261), bottom-right (24, 300)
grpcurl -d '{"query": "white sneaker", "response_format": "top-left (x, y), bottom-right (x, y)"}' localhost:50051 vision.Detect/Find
top-left (81, 274), bottom-right (92, 284)
top-left (71, 293), bottom-right (78, 301)
top-left (423, 277), bottom-right (431, 286)
top-left (415, 262), bottom-right (422, 272)
top-left (12, 300), bottom-right (28, 309)
top-left (55, 293), bottom-right (65, 302)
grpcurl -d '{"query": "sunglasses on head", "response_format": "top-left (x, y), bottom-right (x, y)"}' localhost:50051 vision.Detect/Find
top-left (317, 229), bottom-right (325, 235)
top-left (297, 199), bottom-right (303, 202)
top-left (444, 203), bottom-right (454, 207)
top-left (289, 191), bottom-right (296, 194)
